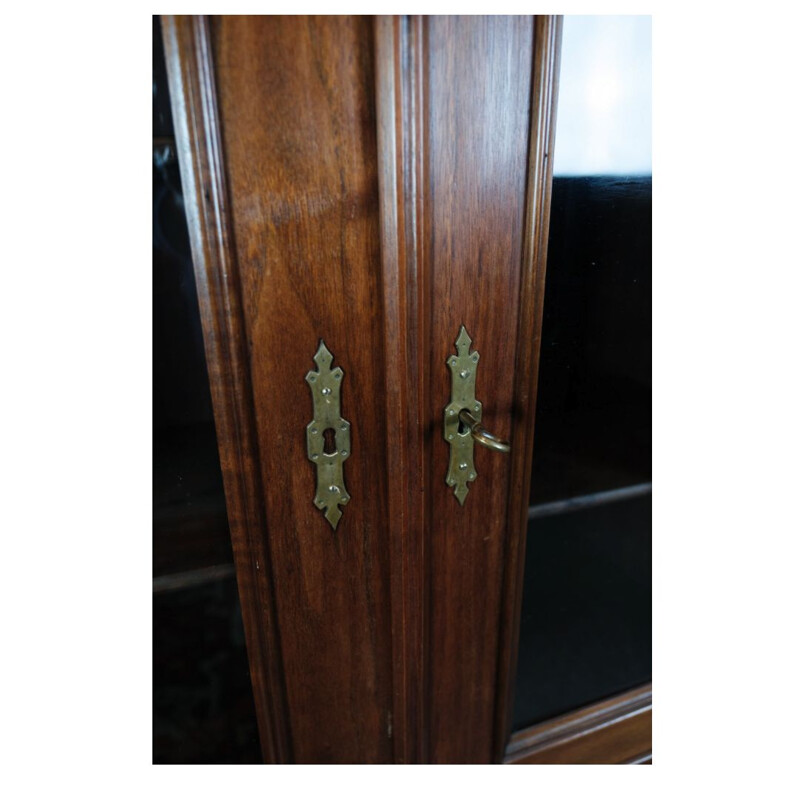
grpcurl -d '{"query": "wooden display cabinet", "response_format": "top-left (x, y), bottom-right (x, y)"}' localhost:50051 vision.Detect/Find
top-left (158, 14), bottom-right (651, 764)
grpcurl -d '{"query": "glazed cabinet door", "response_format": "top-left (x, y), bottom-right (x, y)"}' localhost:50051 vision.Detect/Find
top-left (163, 14), bottom-right (559, 763)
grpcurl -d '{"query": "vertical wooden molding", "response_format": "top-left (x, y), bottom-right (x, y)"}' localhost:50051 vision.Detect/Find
top-left (375, 15), bottom-right (430, 764)
top-left (493, 15), bottom-right (563, 762)
top-left (161, 15), bottom-right (291, 763)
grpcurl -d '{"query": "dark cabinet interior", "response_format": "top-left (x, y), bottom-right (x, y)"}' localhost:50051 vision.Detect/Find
top-left (513, 14), bottom-right (651, 734)
top-left (514, 174), bottom-right (652, 729)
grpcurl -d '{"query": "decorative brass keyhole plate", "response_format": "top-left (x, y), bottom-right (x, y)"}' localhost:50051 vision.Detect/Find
top-left (306, 340), bottom-right (351, 529)
top-left (444, 325), bottom-right (482, 505)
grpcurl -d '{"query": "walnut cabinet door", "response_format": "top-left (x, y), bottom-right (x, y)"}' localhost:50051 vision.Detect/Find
top-left (163, 14), bottom-right (561, 764)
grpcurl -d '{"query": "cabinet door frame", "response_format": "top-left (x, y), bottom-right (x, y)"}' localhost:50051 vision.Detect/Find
top-left (163, 13), bottom-right (562, 764)
top-left (163, 15), bottom-right (292, 763)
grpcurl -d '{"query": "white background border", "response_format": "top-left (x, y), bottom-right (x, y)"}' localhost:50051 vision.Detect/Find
top-left (2, 2), bottom-right (798, 795)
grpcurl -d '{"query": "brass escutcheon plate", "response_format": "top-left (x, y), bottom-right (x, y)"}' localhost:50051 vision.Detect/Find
top-left (444, 325), bottom-right (482, 505)
top-left (306, 340), bottom-right (351, 529)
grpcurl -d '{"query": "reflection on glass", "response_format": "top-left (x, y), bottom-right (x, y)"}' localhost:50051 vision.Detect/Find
top-left (513, 16), bottom-right (652, 731)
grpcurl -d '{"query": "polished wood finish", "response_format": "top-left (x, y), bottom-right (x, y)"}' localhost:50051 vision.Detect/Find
top-left (165, 14), bottom-right (395, 763)
top-left (212, 15), bottom-right (393, 764)
top-left (374, 15), bottom-right (429, 763)
top-left (162, 16), bottom-right (291, 763)
top-left (493, 15), bottom-right (562, 761)
top-left (375, 15), bottom-right (561, 764)
top-left (504, 683), bottom-right (652, 764)
top-left (165, 14), bottom-right (571, 764)
top-left (423, 16), bottom-right (537, 764)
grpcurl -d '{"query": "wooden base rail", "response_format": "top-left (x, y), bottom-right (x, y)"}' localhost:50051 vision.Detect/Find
top-left (504, 683), bottom-right (652, 764)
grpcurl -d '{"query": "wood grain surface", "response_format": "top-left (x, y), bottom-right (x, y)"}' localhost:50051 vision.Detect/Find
top-left (166, 15), bottom-right (394, 763)
top-left (374, 15), bottom-right (430, 763)
top-left (210, 15), bottom-right (394, 764)
top-left (162, 15), bottom-right (292, 762)
top-left (165, 14), bottom-right (564, 763)
top-left (422, 16), bottom-right (536, 764)
top-left (374, 15), bottom-right (562, 763)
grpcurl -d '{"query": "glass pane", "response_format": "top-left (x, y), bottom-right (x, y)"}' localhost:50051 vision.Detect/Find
top-left (153, 16), bottom-right (232, 578)
top-left (152, 16), bottom-right (260, 763)
top-left (513, 15), bottom-right (652, 730)
top-left (153, 579), bottom-right (262, 763)
top-left (152, 134), bottom-right (233, 575)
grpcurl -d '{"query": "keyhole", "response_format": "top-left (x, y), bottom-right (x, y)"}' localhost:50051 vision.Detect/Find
top-left (458, 416), bottom-right (470, 435)
top-left (322, 428), bottom-right (337, 455)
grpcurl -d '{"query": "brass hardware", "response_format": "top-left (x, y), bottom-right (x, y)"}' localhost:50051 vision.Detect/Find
top-left (306, 340), bottom-right (351, 530)
top-left (457, 409), bottom-right (511, 453)
top-left (444, 325), bottom-right (511, 504)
